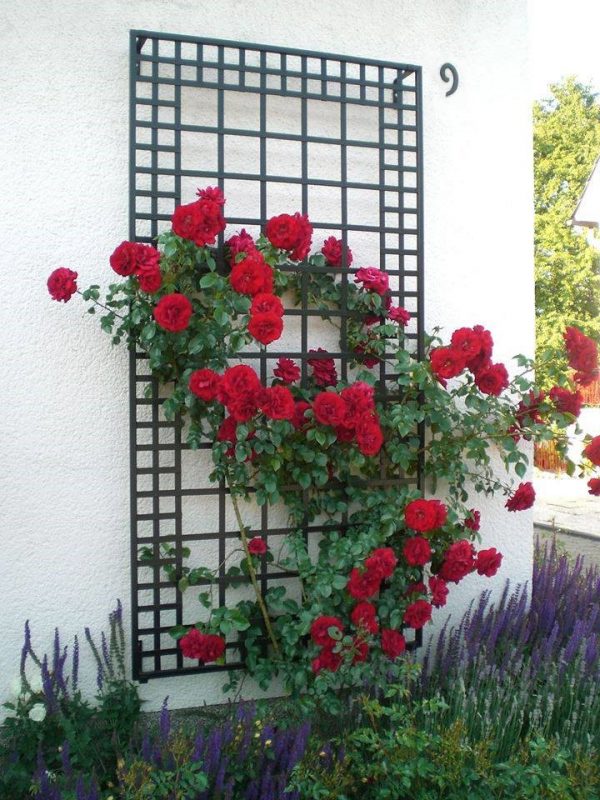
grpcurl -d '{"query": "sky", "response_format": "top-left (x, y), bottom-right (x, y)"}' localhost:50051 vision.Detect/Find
top-left (530, 0), bottom-right (600, 100)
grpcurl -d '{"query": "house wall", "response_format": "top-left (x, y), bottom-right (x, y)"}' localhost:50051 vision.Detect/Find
top-left (0, 0), bottom-right (532, 713)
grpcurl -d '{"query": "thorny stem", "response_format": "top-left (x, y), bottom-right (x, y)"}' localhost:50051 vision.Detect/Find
top-left (457, 470), bottom-right (515, 495)
top-left (77, 291), bottom-right (150, 356)
top-left (77, 290), bottom-right (128, 321)
top-left (225, 468), bottom-right (281, 656)
top-left (231, 672), bottom-right (248, 705)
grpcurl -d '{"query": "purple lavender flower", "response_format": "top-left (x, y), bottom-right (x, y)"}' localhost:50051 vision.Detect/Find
top-left (159, 697), bottom-right (171, 743)
top-left (61, 740), bottom-right (72, 778)
top-left (141, 732), bottom-right (152, 762)
top-left (75, 777), bottom-right (100, 800)
top-left (41, 655), bottom-right (57, 714)
top-left (34, 769), bottom-right (61, 800)
top-left (192, 730), bottom-right (205, 762)
top-left (72, 634), bottom-right (79, 691)
top-left (100, 631), bottom-right (114, 678)
top-left (20, 620), bottom-right (32, 683)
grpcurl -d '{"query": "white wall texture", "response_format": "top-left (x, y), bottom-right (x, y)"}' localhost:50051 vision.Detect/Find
top-left (0, 0), bottom-right (532, 713)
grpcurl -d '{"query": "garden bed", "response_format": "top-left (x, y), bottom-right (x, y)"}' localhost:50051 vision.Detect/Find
top-left (2, 537), bottom-right (598, 799)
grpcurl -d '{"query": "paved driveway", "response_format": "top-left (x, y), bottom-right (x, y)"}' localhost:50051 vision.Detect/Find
top-left (534, 472), bottom-right (600, 567)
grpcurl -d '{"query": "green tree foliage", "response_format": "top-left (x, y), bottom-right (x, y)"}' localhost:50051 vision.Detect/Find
top-left (534, 78), bottom-right (600, 387)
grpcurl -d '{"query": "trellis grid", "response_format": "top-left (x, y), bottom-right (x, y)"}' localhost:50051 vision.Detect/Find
top-left (129, 30), bottom-right (424, 681)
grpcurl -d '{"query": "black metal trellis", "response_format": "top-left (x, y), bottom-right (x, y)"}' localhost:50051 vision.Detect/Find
top-left (129, 30), bottom-right (424, 681)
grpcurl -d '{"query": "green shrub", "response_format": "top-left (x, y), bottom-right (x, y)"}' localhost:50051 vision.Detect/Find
top-left (0, 604), bottom-right (140, 799)
top-left (288, 686), bottom-right (600, 800)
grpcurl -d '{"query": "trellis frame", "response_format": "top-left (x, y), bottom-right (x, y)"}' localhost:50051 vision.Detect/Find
top-left (128, 30), bottom-right (424, 681)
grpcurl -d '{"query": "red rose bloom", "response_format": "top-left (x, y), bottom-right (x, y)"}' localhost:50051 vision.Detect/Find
top-left (354, 267), bottom-right (389, 295)
top-left (354, 343), bottom-right (380, 369)
top-left (464, 509), bottom-right (481, 531)
top-left (265, 213), bottom-right (300, 250)
top-left (335, 425), bottom-right (356, 443)
top-left (312, 647), bottom-right (343, 673)
top-left (466, 325), bottom-right (494, 373)
top-left (405, 581), bottom-right (427, 596)
top-left (109, 241), bottom-right (138, 276)
top-left (549, 386), bottom-right (583, 418)
top-left (352, 637), bottom-right (369, 664)
top-left (308, 349), bottom-right (338, 386)
top-left (475, 362), bottom-right (509, 396)
top-left (250, 293), bottom-right (284, 317)
top-left (388, 306), bottom-right (411, 326)
top-left (171, 195), bottom-right (225, 247)
top-left (227, 393), bottom-right (259, 423)
top-left (310, 615), bottom-right (344, 646)
top-left (189, 368), bottom-right (221, 402)
top-left (583, 436), bottom-right (600, 467)
top-left (133, 242), bottom-right (161, 271)
top-left (176, 199), bottom-right (224, 247)
top-left (381, 629), bottom-right (406, 659)
top-left (138, 267), bottom-right (162, 294)
top-left (273, 358), bottom-right (301, 383)
top-left (575, 368), bottom-right (599, 387)
top-left (196, 185), bottom-right (225, 205)
top-left (365, 547), bottom-right (397, 579)
top-left (221, 365), bottom-right (260, 397)
top-left (432, 500), bottom-right (448, 528)
top-left (347, 567), bottom-right (381, 600)
top-left (475, 547), bottom-right (503, 577)
top-left (171, 202), bottom-right (199, 241)
top-left (564, 326), bottom-right (598, 378)
top-left (321, 236), bottom-right (353, 268)
top-left (428, 576), bottom-right (449, 608)
top-left (505, 481), bottom-right (535, 512)
top-left (402, 536), bottom-right (432, 567)
top-left (265, 212), bottom-right (313, 261)
top-left (248, 536), bottom-right (268, 556)
top-left (153, 293), bottom-right (193, 332)
top-left (290, 213), bottom-right (313, 261)
top-left (403, 599), bottom-right (432, 629)
top-left (219, 365), bottom-right (261, 403)
top-left (313, 392), bottom-right (347, 426)
top-left (451, 327), bottom-right (484, 361)
top-left (47, 268), bottom-right (78, 302)
top-left (363, 314), bottom-right (380, 327)
top-left (404, 498), bottom-right (447, 533)
top-left (438, 540), bottom-right (476, 583)
top-left (217, 415), bottom-right (237, 443)
top-left (587, 478), bottom-right (600, 496)
top-left (226, 229), bottom-right (256, 265)
top-left (350, 602), bottom-right (379, 634)
top-left (355, 416), bottom-right (384, 457)
top-left (292, 401), bottom-right (311, 429)
top-left (248, 312), bottom-right (284, 345)
top-left (179, 629), bottom-right (226, 662)
top-left (340, 382), bottom-right (375, 426)
top-left (430, 346), bottom-right (467, 380)
top-left (260, 386), bottom-right (295, 420)
top-left (230, 252), bottom-right (273, 296)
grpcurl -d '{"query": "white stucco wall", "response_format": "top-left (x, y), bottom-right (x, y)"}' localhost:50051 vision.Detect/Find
top-left (1, 0), bottom-right (532, 713)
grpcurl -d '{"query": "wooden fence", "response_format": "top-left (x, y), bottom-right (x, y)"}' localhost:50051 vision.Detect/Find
top-left (534, 440), bottom-right (568, 473)
top-left (580, 379), bottom-right (600, 406)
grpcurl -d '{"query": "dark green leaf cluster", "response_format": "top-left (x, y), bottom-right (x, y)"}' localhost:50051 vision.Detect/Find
top-left (75, 217), bottom-right (580, 702)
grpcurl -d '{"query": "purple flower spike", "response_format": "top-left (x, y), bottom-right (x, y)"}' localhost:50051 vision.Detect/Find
top-left (72, 634), bottom-right (80, 691)
top-left (159, 697), bottom-right (171, 743)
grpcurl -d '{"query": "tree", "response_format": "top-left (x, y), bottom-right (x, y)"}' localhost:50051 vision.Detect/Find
top-left (534, 78), bottom-right (600, 387)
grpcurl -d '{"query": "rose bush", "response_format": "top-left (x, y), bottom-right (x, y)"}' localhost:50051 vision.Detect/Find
top-left (48, 186), bottom-right (600, 707)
